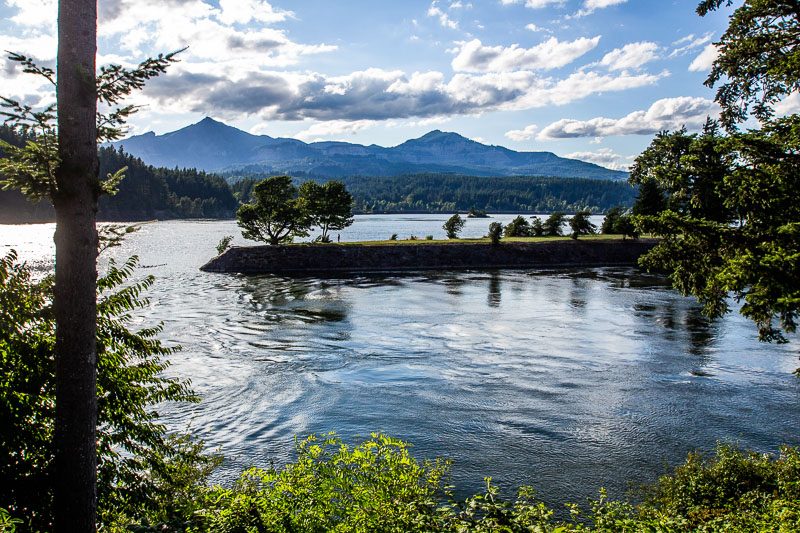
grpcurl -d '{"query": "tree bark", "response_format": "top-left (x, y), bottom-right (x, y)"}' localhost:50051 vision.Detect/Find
top-left (53, 0), bottom-right (99, 531)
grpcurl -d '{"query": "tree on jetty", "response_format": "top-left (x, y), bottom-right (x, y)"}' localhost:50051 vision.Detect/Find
top-left (299, 180), bottom-right (354, 243)
top-left (443, 213), bottom-right (465, 238)
top-left (542, 212), bottom-right (567, 236)
top-left (568, 211), bottom-right (596, 239)
top-left (237, 176), bottom-right (311, 245)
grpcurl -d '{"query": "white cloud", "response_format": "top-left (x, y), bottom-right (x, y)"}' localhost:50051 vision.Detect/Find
top-left (565, 148), bottom-right (629, 170)
top-left (451, 36), bottom-right (600, 72)
top-left (671, 32), bottom-right (713, 56)
top-left (774, 92), bottom-right (800, 116)
top-left (538, 96), bottom-right (718, 139)
top-left (502, 0), bottom-right (566, 7)
top-left (688, 43), bottom-right (718, 72)
top-left (599, 42), bottom-right (659, 71)
top-left (505, 124), bottom-right (539, 141)
top-left (524, 23), bottom-right (550, 33)
top-left (217, 0), bottom-right (292, 25)
top-left (572, 0), bottom-right (627, 18)
top-left (387, 71), bottom-right (447, 94)
top-left (294, 119), bottom-right (377, 141)
top-left (428, 1), bottom-right (459, 29)
top-left (7, 0), bottom-right (56, 28)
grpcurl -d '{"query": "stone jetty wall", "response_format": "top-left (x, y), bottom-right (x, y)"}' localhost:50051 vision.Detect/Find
top-left (200, 239), bottom-right (657, 274)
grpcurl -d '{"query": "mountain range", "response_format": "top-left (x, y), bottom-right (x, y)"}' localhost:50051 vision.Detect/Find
top-left (111, 117), bottom-right (628, 180)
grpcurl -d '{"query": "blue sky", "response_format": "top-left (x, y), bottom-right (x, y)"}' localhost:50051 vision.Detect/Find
top-left (4, 0), bottom-right (795, 170)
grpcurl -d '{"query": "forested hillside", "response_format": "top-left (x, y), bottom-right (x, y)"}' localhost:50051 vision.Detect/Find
top-left (230, 173), bottom-right (637, 214)
top-left (0, 126), bottom-right (238, 222)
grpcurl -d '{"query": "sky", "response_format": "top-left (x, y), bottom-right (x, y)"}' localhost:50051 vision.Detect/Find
top-left (2, 0), bottom-right (796, 171)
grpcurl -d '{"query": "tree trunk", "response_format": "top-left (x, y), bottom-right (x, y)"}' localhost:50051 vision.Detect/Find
top-left (53, 0), bottom-right (99, 531)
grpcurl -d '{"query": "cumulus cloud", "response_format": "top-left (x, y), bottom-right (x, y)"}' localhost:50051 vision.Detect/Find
top-left (137, 63), bottom-right (665, 123)
top-left (565, 148), bottom-right (629, 170)
top-left (505, 124), bottom-right (539, 141)
top-left (451, 36), bottom-right (600, 72)
top-left (688, 43), bottom-right (718, 72)
top-left (538, 96), bottom-right (718, 139)
top-left (572, 0), bottom-right (627, 18)
top-left (599, 42), bottom-right (659, 71)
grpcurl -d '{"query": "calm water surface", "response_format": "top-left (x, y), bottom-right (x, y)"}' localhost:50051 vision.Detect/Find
top-left (2, 216), bottom-right (798, 508)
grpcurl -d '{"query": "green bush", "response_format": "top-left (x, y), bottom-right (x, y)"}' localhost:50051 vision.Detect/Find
top-left (488, 222), bottom-right (503, 245)
top-left (200, 433), bottom-right (449, 532)
top-left (150, 439), bottom-right (800, 533)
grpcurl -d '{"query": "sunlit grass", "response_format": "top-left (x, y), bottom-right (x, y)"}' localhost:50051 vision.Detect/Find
top-left (296, 234), bottom-right (636, 246)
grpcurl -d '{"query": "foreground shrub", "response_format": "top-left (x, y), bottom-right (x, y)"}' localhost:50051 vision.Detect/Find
top-left (201, 433), bottom-right (449, 532)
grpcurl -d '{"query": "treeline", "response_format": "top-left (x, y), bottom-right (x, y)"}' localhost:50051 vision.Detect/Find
top-left (0, 126), bottom-right (237, 223)
top-left (229, 173), bottom-right (637, 214)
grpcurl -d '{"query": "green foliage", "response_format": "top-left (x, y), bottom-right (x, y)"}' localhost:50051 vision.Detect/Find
top-left (299, 180), bottom-right (354, 241)
top-left (697, 0), bottom-right (800, 128)
top-left (488, 222), bottom-right (503, 245)
top-left (443, 213), bottom-right (465, 239)
top-left (0, 509), bottom-right (22, 533)
top-left (425, 234), bottom-right (434, 240)
top-left (569, 210), bottom-right (597, 239)
top-left (530, 217), bottom-right (544, 236)
top-left (0, 251), bottom-right (215, 531)
top-left (542, 212), bottom-right (567, 236)
top-left (630, 122), bottom-right (731, 222)
top-left (200, 433), bottom-right (449, 532)
top-left (640, 442), bottom-right (800, 532)
top-left (390, 233), bottom-right (398, 241)
top-left (216, 235), bottom-right (234, 255)
top-left (504, 215), bottom-right (532, 237)
top-left (237, 175), bottom-right (310, 245)
top-left (119, 437), bottom-right (800, 532)
top-left (633, 115), bottom-right (800, 346)
top-left (601, 206), bottom-right (625, 234)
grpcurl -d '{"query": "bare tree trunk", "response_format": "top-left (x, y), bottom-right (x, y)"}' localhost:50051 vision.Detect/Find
top-left (53, 0), bottom-right (99, 531)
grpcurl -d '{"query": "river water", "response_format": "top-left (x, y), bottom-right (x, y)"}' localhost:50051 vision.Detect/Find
top-left (2, 215), bottom-right (799, 509)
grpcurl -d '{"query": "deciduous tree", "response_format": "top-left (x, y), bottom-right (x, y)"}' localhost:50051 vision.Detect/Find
top-left (443, 213), bottom-right (465, 239)
top-left (237, 176), bottom-right (310, 245)
top-left (299, 180), bottom-right (354, 242)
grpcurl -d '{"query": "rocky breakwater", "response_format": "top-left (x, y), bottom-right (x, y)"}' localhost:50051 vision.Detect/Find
top-left (200, 239), bottom-right (658, 274)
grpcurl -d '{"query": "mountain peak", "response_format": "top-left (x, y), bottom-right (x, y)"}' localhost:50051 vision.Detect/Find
top-left (403, 130), bottom-right (472, 146)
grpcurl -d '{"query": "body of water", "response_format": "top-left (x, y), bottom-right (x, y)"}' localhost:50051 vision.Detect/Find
top-left (2, 216), bottom-right (798, 509)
